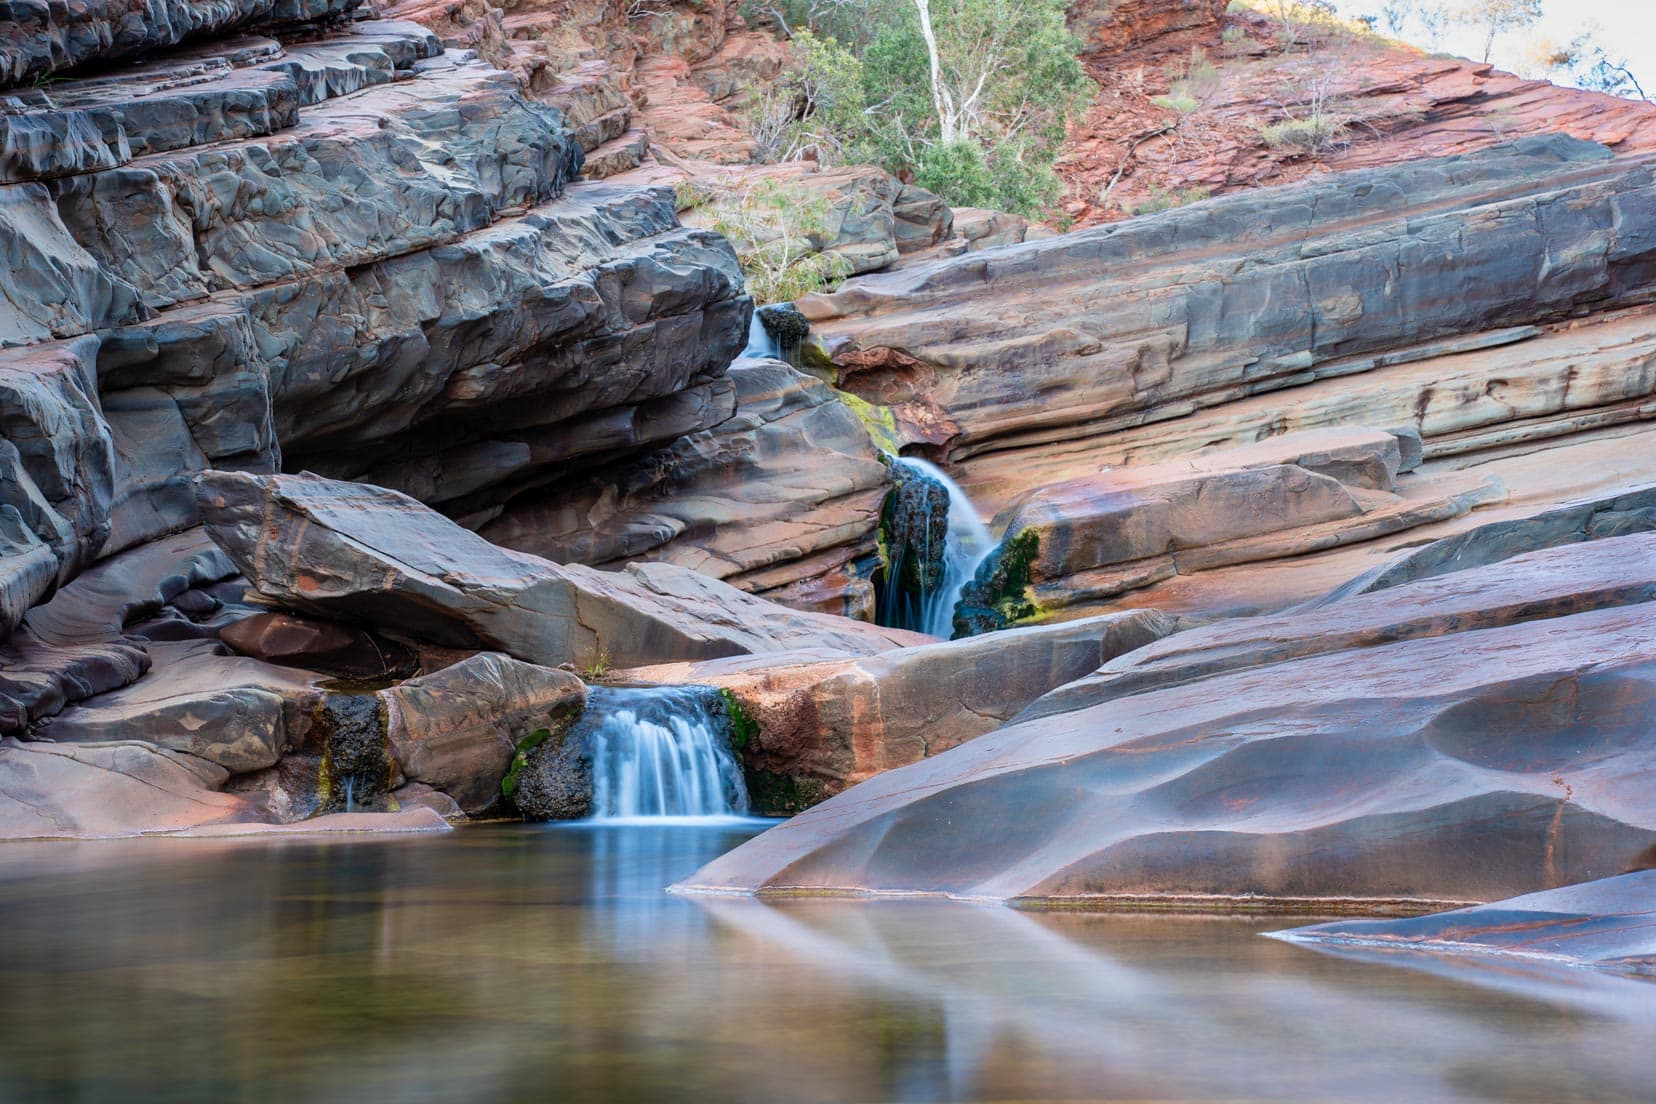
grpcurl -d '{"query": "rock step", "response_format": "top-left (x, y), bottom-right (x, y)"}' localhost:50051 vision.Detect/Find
top-left (960, 306), bottom-right (1656, 516)
top-left (0, 19), bottom-right (444, 185)
top-left (807, 136), bottom-right (1656, 465)
top-left (53, 53), bottom-right (581, 311)
top-left (0, 0), bottom-right (368, 88)
top-left (582, 128), bottom-right (649, 179)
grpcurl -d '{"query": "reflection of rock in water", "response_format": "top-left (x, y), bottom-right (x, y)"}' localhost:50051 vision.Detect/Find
top-left (314, 694), bottom-right (393, 814)
top-left (517, 685), bottom-right (748, 821)
top-left (879, 457), bottom-right (996, 638)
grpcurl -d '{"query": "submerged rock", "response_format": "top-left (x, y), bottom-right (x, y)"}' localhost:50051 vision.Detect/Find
top-left (1275, 871), bottom-right (1656, 974)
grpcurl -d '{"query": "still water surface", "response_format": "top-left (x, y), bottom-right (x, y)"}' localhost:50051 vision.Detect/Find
top-left (0, 822), bottom-right (1651, 1103)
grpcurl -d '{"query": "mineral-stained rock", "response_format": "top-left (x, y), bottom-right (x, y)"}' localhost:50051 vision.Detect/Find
top-left (626, 609), bottom-right (1175, 813)
top-left (0, 737), bottom-right (250, 840)
top-left (1273, 870), bottom-right (1656, 973)
top-left (198, 470), bottom-right (925, 671)
top-left (481, 359), bottom-right (891, 617)
top-left (379, 653), bottom-right (586, 814)
top-left (803, 137), bottom-right (1656, 470)
top-left (676, 543), bottom-right (1656, 905)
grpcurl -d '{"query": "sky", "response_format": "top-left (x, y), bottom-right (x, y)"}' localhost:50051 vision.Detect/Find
top-left (1326, 0), bottom-right (1656, 96)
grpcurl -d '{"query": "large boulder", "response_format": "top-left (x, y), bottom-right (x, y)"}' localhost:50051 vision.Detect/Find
top-left (379, 653), bottom-right (586, 814)
top-left (197, 470), bottom-right (924, 670)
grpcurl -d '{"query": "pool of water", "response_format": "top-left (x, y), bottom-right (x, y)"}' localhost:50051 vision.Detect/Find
top-left (0, 822), bottom-right (1651, 1103)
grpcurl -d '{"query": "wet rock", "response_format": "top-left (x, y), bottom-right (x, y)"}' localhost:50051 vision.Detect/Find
top-left (379, 653), bottom-right (585, 814)
top-left (1274, 870), bottom-right (1656, 973)
top-left (511, 712), bottom-right (593, 822)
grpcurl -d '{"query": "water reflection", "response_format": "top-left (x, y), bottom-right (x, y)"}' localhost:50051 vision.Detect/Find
top-left (0, 826), bottom-right (1649, 1103)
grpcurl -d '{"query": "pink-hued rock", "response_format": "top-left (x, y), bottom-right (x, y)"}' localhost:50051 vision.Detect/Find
top-left (677, 535), bottom-right (1656, 907)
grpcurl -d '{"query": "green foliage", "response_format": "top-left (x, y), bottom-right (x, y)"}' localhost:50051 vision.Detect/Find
top-left (952, 528), bottom-right (1040, 637)
top-left (1152, 92), bottom-right (1202, 115)
top-left (1260, 114), bottom-right (1347, 154)
top-left (687, 177), bottom-right (854, 304)
top-left (1132, 184), bottom-right (1211, 216)
top-left (744, 0), bottom-right (1093, 219)
top-left (719, 689), bottom-right (760, 753)
top-left (581, 648), bottom-right (613, 682)
top-left (501, 728), bottom-right (553, 798)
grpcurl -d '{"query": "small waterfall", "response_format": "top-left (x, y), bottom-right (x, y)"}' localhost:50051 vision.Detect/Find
top-left (879, 457), bottom-right (996, 639)
top-left (586, 686), bottom-right (750, 820)
top-left (741, 312), bottom-right (781, 360)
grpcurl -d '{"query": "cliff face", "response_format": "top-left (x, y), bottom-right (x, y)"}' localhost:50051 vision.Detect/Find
top-left (1059, 5), bottom-right (1656, 227)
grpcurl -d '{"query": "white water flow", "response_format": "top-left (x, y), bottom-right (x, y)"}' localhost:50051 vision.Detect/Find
top-left (587, 687), bottom-right (750, 820)
top-left (892, 457), bottom-right (997, 638)
top-left (741, 312), bottom-right (780, 359)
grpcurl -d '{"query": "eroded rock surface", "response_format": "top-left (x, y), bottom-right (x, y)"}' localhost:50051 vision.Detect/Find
top-left (677, 530), bottom-right (1656, 905)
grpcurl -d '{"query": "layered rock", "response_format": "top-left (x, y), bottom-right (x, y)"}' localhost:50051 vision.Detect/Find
top-left (677, 530), bottom-right (1656, 905)
top-left (482, 358), bottom-right (892, 618)
top-left (198, 470), bottom-right (922, 671)
top-left (806, 136), bottom-right (1656, 469)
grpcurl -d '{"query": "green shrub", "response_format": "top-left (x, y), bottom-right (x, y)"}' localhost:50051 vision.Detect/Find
top-left (1260, 114), bottom-right (1347, 154)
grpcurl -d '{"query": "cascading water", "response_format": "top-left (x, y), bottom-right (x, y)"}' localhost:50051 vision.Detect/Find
top-left (584, 686), bottom-right (750, 820)
top-left (741, 312), bottom-right (781, 360)
top-left (879, 457), bottom-right (997, 639)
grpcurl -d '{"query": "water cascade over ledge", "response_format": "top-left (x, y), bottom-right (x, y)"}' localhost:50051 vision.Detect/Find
top-left (585, 686), bottom-right (750, 820)
top-left (879, 457), bottom-right (997, 638)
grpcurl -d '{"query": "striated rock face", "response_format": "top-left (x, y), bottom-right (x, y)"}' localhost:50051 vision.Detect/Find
top-left (1059, 6), bottom-right (1656, 228)
top-left (626, 609), bottom-right (1174, 813)
top-left (481, 359), bottom-right (892, 619)
top-left (805, 136), bottom-right (1656, 471)
top-left (1274, 871), bottom-right (1656, 973)
top-left (198, 471), bottom-right (923, 670)
top-left (677, 531), bottom-right (1656, 905)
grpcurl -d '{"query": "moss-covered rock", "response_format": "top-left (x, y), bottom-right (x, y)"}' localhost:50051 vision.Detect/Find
top-left (953, 529), bottom-right (1041, 637)
top-left (506, 701), bottom-right (589, 821)
top-left (314, 693), bottom-right (394, 814)
top-left (877, 461), bottom-right (949, 625)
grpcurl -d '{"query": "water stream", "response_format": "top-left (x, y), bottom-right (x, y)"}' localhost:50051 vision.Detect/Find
top-left (880, 456), bottom-right (997, 638)
top-left (583, 686), bottom-right (750, 821)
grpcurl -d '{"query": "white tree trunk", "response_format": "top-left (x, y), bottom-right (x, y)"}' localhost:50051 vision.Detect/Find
top-left (911, 0), bottom-right (958, 143)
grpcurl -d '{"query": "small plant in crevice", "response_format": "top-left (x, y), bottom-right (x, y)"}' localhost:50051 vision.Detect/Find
top-left (581, 648), bottom-right (614, 683)
top-left (719, 688), bottom-right (760, 754)
top-left (501, 728), bottom-right (554, 799)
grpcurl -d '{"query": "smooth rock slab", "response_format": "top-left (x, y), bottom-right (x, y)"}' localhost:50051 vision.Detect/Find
top-left (197, 470), bottom-right (923, 671)
top-left (0, 737), bottom-right (248, 840)
top-left (1274, 871), bottom-right (1656, 974)
top-left (678, 599), bottom-right (1656, 907)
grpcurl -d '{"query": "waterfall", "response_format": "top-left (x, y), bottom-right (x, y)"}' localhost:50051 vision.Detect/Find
top-left (586, 686), bottom-right (750, 821)
top-left (879, 457), bottom-right (996, 639)
top-left (741, 311), bottom-right (781, 360)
